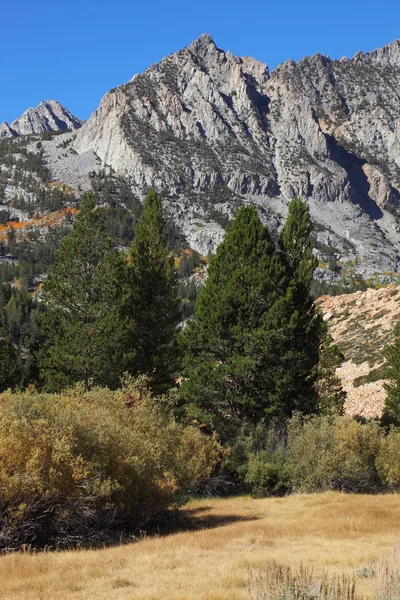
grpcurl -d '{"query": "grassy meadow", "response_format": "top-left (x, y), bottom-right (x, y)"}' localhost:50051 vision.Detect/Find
top-left (2, 492), bottom-right (400, 599)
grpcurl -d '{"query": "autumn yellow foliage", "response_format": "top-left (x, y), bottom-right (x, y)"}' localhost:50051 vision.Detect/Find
top-left (0, 379), bottom-right (220, 550)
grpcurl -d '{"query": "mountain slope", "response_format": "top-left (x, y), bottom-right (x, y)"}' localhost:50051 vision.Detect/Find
top-left (43, 34), bottom-right (400, 267)
top-left (2, 35), bottom-right (400, 272)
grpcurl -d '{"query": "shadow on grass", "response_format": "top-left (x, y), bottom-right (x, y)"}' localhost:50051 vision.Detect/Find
top-left (4, 503), bottom-right (259, 554)
top-left (144, 504), bottom-right (259, 538)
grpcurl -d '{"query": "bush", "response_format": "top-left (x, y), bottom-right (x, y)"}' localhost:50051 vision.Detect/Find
top-left (233, 415), bottom-right (390, 495)
top-left (0, 379), bottom-right (220, 549)
top-left (376, 427), bottom-right (400, 488)
top-left (229, 423), bottom-right (290, 496)
top-left (287, 415), bottom-right (383, 493)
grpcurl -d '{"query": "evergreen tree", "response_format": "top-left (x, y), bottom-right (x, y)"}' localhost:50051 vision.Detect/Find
top-left (382, 323), bottom-right (400, 426)
top-left (127, 189), bottom-right (181, 393)
top-left (179, 206), bottom-right (300, 440)
top-left (314, 333), bottom-right (346, 414)
top-left (0, 337), bottom-right (18, 391)
top-left (279, 197), bottom-right (325, 413)
top-left (38, 193), bottom-right (127, 390)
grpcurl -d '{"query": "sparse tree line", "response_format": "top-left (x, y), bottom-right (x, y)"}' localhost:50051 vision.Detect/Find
top-left (1, 189), bottom-right (400, 549)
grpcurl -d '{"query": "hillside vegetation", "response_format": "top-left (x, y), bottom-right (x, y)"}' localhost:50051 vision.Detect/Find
top-left (2, 493), bottom-right (400, 599)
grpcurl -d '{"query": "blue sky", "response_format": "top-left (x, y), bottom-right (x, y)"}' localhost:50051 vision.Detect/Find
top-left (1, 0), bottom-right (399, 124)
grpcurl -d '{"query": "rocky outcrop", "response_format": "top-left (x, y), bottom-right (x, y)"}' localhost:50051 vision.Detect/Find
top-left (0, 100), bottom-right (81, 138)
top-left (0, 122), bottom-right (18, 139)
top-left (317, 286), bottom-right (400, 418)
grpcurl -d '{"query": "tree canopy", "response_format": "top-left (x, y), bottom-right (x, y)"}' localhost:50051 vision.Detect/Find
top-left (127, 189), bottom-right (181, 393)
top-left (39, 193), bottom-right (127, 390)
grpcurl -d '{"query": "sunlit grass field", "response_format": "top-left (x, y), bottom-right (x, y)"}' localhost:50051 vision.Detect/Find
top-left (2, 492), bottom-right (400, 599)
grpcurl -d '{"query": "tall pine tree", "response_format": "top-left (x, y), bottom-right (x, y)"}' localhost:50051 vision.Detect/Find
top-left (279, 197), bottom-right (325, 414)
top-left (39, 193), bottom-right (127, 390)
top-left (127, 189), bottom-right (181, 393)
top-left (179, 205), bottom-right (301, 440)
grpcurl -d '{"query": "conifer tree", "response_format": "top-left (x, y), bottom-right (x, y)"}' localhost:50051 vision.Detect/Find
top-left (127, 189), bottom-right (181, 393)
top-left (314, 333), bottom-right (346, 414)
top-left (180, 205), bottom-right (300, 440)
top-left (0, 337), bottom-right (18, 391)
top-left (279, 197), bottom-right (325, 413)
top-left (382, 323), bottom-right (400, 425)
top-left (39, 193), bottom-right (127, 390)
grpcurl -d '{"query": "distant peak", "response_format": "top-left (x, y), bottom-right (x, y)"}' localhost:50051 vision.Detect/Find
top-left (189, 33), bottom-right (219, 56)
top-left (8, 100), bottom-right (81, 137)
top-left (367, 38), bottom-right (400, 65)
top-left (195, 33), bottom-right (215, 45)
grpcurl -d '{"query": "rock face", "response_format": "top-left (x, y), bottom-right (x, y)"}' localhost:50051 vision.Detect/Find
top-left (0, 100), bottom-right (81, 137)
top-left (0, 122), bottom-right (18, 139)
top-left (317, 286), bottom-right (400, 418)
top-left (66, 34), bottom-right (400, 271)
top-left (3, 35), bottom-right (400, 273)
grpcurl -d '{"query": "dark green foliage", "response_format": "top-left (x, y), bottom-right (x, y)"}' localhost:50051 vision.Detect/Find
top-left (279, 197), bottom-right (325, 412)
top-left (0, 283), bottom-right (45, 388)
top-left (38, 194), bottom-right (127, 390)
top-left (353, 364), bottom-right (387, 388)
top-left (127, 189), bottom-right (181, 393)
top-left (178, 250), bottom-right (201, 277)
top-left (0, 337), bottom-right (18, 391)
top-left (180, 199), bottom-right (328, 441)
top-left (311, 276), bottom-right (369, 298)
top-left (89, 170), bottom-right (142, 244)
top-left (314, 334), bottom-right (346, 414)
top-left (382, 323), bottom-right (400, 426)
top-left (180, 205), bottom-right (303, 440)
top-left (229, 422), bottom-right (290, 496)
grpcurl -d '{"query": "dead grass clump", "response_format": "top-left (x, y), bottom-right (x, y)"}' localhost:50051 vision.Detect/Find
top-left (249, 563), bottom-right (361, 600)
top-left (373, 547), bottom-right (400, 600)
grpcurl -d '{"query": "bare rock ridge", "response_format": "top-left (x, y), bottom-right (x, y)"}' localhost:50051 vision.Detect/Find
top-left (60, 34), bottom-right (400, 264)
top-left (3, 34), bottom-right (400, 267)
top-left (0, 100), bottom-right (81, 138)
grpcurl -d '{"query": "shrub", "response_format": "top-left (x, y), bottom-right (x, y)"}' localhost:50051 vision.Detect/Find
top-left (0, 380), bottom-right (220, 549)
top-left (233, 415), bottom-right (387, 495)
top-left (287, 415), bottom-right (383, 493)
top-left (230, 423), bottom-right (290, 496)
top-left (376, 427), bottom-right (400, 488)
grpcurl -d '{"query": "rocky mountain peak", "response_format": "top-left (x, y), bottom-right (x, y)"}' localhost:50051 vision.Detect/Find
top-left (0, 100), bottom-right (82, 138)
top-left (0, 122), bottom-right (18, 139)
top-left (189, 33), bottom-right (218, 57)
top-left (368, 38), bottom-right (400, 65)
top-left (35, 36), bottom-right (400, 272)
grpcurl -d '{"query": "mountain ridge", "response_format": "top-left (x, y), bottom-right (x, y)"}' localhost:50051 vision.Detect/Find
top-left (2, 35), bottom-right (400, 274)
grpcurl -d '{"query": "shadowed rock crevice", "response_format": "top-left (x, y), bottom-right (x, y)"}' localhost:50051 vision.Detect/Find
top-left (326, 134), bottom-right (384, 220)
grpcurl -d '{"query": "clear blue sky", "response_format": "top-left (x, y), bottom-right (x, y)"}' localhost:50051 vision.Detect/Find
top-left (1, 0), bottom-right (399, 124)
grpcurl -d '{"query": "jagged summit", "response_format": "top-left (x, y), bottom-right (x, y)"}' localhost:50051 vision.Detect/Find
top-left (189, 33), bottom-right (219, 56)
top-left (0, 100), bottom-right (81, 138)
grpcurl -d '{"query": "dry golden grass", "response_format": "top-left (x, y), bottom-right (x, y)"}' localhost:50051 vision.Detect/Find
top-left (1, 492), bottom-right (400, 600)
